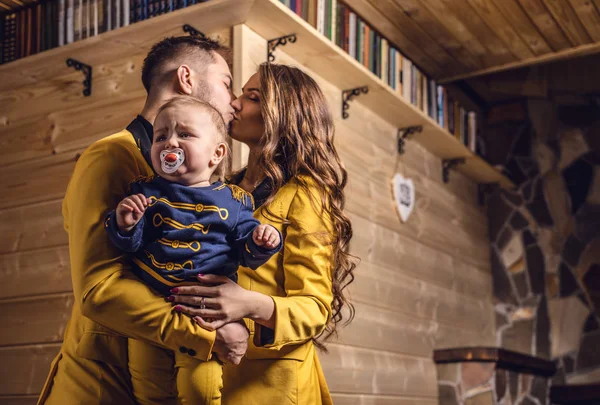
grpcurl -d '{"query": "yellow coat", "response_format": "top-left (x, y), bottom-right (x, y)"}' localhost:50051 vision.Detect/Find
top-left (222, 176), bottom-right (335, 405)
top-left (38, 124), bottom-right (218, 405)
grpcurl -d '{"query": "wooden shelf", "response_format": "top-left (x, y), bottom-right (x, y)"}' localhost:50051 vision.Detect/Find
top-left (0, 0), bottom-right (253, 92)
top-left (246, 0), bottom-right (514, 189)
top-left (0, 0), bottom-right (514, 188)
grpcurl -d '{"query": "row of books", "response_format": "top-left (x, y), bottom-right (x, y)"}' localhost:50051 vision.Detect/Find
top-left (0, 0), bottom-right (207, 65)
top-left (280, 0), bottom-right (479, 153)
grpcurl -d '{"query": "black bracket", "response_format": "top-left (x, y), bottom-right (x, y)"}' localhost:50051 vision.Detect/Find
top-left (397, 125), bottom-right (423, 154)
top-left (183, 24), bottom-right (206, 38)
top-left (442, 158), bottom-right (466, 183)
top-left (66, 58), bottom-right (92, 97)
top-left (478, 182), bottom-right (499, 206)
top-left (267, 34), bottom-right (297, 62)
top-left (342, 86), bottom-right (369, 119)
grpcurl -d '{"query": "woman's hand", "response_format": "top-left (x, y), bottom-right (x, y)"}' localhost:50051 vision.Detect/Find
top-left (169, 275), bottom-right (254, 330)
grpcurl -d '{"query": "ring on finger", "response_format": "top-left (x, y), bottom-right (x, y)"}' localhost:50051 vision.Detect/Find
top-left (200, 297), bottom-right (206, 310)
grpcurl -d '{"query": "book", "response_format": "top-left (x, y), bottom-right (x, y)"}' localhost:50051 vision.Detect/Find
top-left (307, 0), bottom-right (316, 27)
top-left (468, 111), bottom-right (477, 152)
top-left (348, 12), bottom-right (356, 59)
top-left (381, 38), bottom-right (387, 84)
top-left (396, 51), bottom-right (402, 95)
top-left (402, 57), bottom-right (411, 101)
top-left (317, 0), bottom-right (324, 35)
top-left (330, 0), bottom-right (336, 43)
top-left (363, 24), bottom-right (369, 70)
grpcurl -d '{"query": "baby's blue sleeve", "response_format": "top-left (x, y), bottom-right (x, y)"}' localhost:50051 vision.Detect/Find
top-left (233, 203), bottom-right (282, 270)
top-left (104, 211), bottom-right (146, 253)
top-left (104, 181), bottom-right (147, 253)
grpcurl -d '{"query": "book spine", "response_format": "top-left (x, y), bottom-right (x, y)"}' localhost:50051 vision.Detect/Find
top-left (348, 12), bottom-right (356, 59)
top-left (66, 0), bottom-right (74, 43)
top-left (123, 0), bottom-right (129, 25)
top-left (468, 111), bottom-right (477, 153)
top-left (0, 13), bottom-right (4, 63)
top-left (396, 52), bottom-right (402, 94)
top-left (381, 38), bottom-right (387, 84)
top-left (316, 0), bottom-right (324, 35)
top-left (330, 0), bottom-right (336, 43)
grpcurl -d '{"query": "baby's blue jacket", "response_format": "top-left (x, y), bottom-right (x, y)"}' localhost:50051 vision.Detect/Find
top-left (105, 176), bottom-right (281, 295)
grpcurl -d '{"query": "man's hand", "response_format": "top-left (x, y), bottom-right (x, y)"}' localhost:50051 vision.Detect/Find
top-left (212, 320), bottom-right (249, 365)
top-left (116, 193), bottom-right (149, 233)
top-left (252, 224), bottom-right (280, 249)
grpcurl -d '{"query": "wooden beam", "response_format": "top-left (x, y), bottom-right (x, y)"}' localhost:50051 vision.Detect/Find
top-left (439, 41), bottom-right (600, 83)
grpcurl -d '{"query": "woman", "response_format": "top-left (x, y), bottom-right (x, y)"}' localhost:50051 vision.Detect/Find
top-left (171, 63), bottom-right (356, 404)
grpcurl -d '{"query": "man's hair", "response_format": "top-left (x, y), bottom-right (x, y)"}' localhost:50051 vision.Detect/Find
top-left (141, 36), bottom-right (231, 94)
top-left (156, 96), bottom-right (230, 180)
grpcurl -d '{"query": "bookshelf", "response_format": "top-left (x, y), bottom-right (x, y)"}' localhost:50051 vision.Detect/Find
top-left (246, 0), bottom-right (514, 189)
top-left (0, 0), bottom-right (514, 189)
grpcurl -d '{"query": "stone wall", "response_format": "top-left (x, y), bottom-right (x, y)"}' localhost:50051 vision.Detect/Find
top-left (482, 97), bottom-right (600, 391)
top-left (436, 361), bottom-right (550, 405)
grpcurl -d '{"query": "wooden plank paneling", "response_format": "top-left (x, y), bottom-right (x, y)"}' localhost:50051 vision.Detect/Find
top-left (491, 0), bottom-right (553, 55)
top-left (338, 302), bottom-right (494, 358)
top-left (361, 0), bottom-right (465, 74)
top-left (331, 394), bottom-right (437, 405)
top-left (438, 0), bottom-right (518, 63)
top-left (0, 246), bottom-right (71, 299)
top-left (465, 0), bottom-right (536, 59)
top-left (0, 294), bottom-right (73, 346)
top-left (0, 200), bottom-right (66, 254)
top-left (413, 0), bottom-right (501, 67)
top-left (321, 344), bottom-right (438, 397)
top-left (0, 55), bottom-right (146, 126)
top-left (0, 96), bottom-right (144, 167)
top-left (349, 214), bottom-right (492, 300)
top-left (542, 0), bottom-right (593, 46)
top-left (351, 263), bottom-right (493, 331)
top-left (0, 344), bottom-right (60, 396)
top-left (344, 171), bottom-right (490, 268)
top-left (0, 151), bottom-right (76, 210)
top-left (393, 0), bottom-right (482, 70)
top-left (567, 0), bottom-right (600, 42)
top-left (517, 0), bottom-right (572, 51)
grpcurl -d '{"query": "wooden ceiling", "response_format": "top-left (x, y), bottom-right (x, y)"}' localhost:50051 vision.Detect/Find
top-left (3, 0), bottom-right (599, 84)
top-left (344, 0), bottom-right (600, 83)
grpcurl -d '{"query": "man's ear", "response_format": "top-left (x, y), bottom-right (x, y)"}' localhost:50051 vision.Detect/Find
top-left (175, 65), bottom-right (194, 95)
top-left (210, 143), bottom-right (227, 166)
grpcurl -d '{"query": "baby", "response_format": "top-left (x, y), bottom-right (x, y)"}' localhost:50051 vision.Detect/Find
top-left (104, 96), bottom-right (281, 404)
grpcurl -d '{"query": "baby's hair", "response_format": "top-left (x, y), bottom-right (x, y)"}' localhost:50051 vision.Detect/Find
top-left (156, 96), bottom-right (231, 180)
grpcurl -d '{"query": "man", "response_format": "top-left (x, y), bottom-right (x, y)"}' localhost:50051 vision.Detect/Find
top-left (38, 36), bottom-right (249, 405)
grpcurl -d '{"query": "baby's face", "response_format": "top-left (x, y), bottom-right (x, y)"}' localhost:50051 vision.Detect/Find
top-left (151, 104), bottom-right (223, 186)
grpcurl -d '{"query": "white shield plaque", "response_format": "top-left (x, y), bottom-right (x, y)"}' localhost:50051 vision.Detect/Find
top-left (392, 173), bottom-right (415, 223)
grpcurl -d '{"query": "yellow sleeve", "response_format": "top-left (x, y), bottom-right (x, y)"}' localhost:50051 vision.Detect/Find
top-left (256, 184), bottom-right (334, 349)
top-left (65, 135), bottom-right (216, 360)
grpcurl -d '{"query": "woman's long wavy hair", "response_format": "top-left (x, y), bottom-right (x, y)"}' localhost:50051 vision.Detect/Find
top-left (255, 63), bottom-right (357, 349)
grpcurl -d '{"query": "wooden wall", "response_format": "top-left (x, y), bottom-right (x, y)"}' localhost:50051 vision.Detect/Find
top-left (0, 23), bottom-right (494, 404)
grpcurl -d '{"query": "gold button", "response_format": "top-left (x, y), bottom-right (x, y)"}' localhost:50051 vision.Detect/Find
top-left (166, 262), bottom-right (174, 271)
top-left (172, 240), bottom-right (180, 248)
top-left (195, 204), bottom-right (204, 212)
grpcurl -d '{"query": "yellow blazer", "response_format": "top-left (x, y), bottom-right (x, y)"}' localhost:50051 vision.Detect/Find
top-left (222, 175), bottom-right (335, 405)
top-left (38, 127), bottom-right (217, 405)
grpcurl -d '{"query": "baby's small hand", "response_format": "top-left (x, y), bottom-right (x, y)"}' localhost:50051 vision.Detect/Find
top-left (116, 194), bottom-right (150, 233)
top-left (252, 224), bottom-right (280, 249)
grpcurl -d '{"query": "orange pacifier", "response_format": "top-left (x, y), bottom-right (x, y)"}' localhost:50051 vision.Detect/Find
top-left (160, 148), bottom-right (185, 174)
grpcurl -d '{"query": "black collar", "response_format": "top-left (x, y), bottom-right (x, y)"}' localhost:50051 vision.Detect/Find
top-left (126, 115), bottom-right (154, 171)
top-left (228, 169), bottom-right (272, 209)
